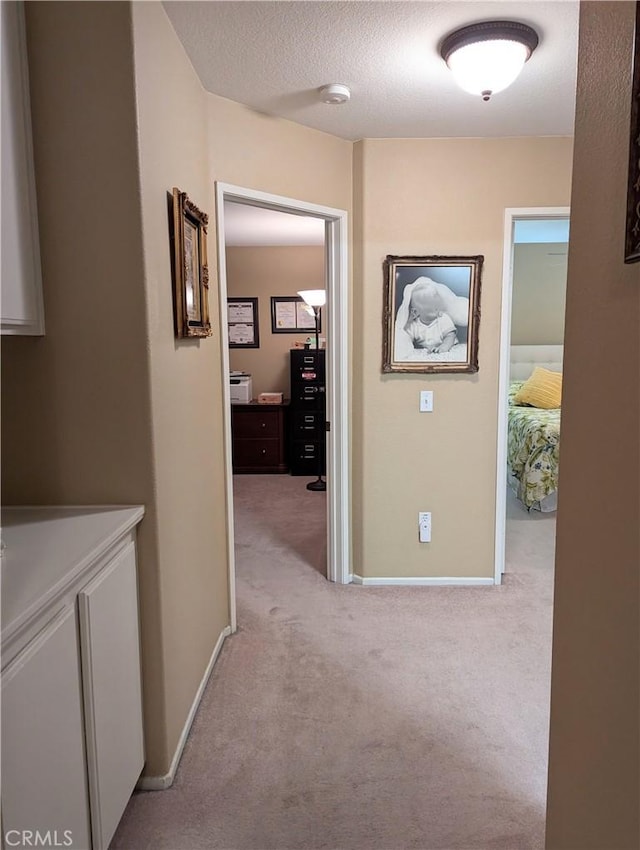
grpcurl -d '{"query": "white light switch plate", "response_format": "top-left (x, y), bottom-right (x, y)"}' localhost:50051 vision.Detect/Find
top-left (419, 391), bottom-right (433, 412)
top-left (419, 512), bottom-right (431, 543)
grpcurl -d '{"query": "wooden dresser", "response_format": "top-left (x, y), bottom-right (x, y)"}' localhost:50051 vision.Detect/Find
top-left (231, 401), bottom-right (289, 473)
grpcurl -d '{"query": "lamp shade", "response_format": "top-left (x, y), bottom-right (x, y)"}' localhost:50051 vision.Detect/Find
top-left (440, 21), bottom-right (539, 101)
top-left (297, 289), bottom-right (326, 307)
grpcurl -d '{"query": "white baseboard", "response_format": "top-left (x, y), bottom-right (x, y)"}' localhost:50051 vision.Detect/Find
top-left (351, 574), bottom-right (495, 586)
top-left (137, 625), bottom-right (232, 791)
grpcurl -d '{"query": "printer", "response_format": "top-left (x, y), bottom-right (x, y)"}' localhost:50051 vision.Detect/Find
top-left (229, 372), bottom-right (252, 403)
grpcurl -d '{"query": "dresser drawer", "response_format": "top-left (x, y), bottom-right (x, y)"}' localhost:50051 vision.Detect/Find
top-left (233, 438), bottom-right (280, 469)
top-left (232, 409), bottom-right (279, 438)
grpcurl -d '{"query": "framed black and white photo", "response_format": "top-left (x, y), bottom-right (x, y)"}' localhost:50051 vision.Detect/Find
top-left (228, 297), bottom-right (259, 348)
top-left (270, 296), bottom-right (320, 334)
top-left (382, 255), bottom-right (483, 374)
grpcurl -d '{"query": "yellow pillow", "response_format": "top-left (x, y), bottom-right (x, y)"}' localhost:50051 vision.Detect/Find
top-left (514, 367), bottom-right (562, 409)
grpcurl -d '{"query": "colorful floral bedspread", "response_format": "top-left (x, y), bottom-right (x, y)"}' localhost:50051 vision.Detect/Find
top-left (508, 382), bottom-right (561, 509)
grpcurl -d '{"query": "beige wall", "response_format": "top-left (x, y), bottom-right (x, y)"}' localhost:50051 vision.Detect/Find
top-left (353, 137), bottom-right (573, 578)
top-left (546, 3), bottom-right (639, 848)
top-left (206, 97), bottom-right (353, 211)
top-left (131, 0), bottom-right (230, 773)
top-left (226, 246), bottom-right (325, 398)
top-left (512, 243), bottom-right (568, 345)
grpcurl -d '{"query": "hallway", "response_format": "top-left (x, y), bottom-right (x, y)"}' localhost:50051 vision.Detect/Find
top-left (113, 477), bottom-right (554, 850)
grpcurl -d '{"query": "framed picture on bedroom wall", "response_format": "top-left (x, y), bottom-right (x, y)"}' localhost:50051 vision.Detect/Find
top-left (382, 255), bottom-right (483, 374)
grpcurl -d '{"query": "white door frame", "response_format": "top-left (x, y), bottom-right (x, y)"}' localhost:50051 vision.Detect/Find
top-left (494, 206), bottom-right (570, 583)
top-left (215, 182), bottom-right (351, 631)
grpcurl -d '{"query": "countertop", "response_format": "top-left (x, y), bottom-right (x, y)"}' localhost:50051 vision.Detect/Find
top-left (1, 505), bottom-right (144, 651)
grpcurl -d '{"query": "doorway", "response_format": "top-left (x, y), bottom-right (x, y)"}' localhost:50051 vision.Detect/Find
top-left (494, 207), bottom-right (570, 582)
top-left (215, 183), bottom-right (350, 631)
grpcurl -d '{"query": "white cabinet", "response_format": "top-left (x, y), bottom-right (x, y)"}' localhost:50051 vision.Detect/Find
top-left (1, 607), bottom-right (91, 849)
top-left (1, 0), bottom-right (45, 335)
top-left (1, 506), bottom-right (145, 850)
top-left (79, 542), bottom-right (144, 850)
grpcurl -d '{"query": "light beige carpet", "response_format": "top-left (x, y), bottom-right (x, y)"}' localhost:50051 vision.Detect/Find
top-left (112, 479), bottom-right (555, 850)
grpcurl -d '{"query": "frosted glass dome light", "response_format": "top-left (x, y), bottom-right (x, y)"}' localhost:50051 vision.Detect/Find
top-left (440, 21), bottom-right (539, 102)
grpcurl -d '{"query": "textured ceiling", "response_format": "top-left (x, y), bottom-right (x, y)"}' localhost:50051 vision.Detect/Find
top-left (163, 0), bottom-right (579, 141)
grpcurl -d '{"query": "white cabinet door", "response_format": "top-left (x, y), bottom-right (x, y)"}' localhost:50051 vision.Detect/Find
top-left (78, 541), bottom-right (144, 850)
top-left (1, 607), bottom-right (91, 849)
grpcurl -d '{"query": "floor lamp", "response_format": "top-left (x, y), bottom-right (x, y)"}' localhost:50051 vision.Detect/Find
top-left (297, 289), bottom-right (326, 492)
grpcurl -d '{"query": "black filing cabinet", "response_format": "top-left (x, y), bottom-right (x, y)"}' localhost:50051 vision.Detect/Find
top-left (289, 349), bottom-right (326, 476)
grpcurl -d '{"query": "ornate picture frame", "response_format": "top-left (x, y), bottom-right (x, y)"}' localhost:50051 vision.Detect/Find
top-left (382, 255), bottom-right (483, 374)
top-left (171, 188), bottom-right (212, 338)
top-left (625, 1), bottom-right (640, 263)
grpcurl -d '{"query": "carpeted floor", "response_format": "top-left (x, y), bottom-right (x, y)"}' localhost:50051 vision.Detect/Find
top-left (112, 478), bottom-right (555, 850)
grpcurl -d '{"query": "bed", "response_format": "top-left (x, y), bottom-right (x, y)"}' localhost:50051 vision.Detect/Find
top-left (508, 345), bottom-right (563, 512)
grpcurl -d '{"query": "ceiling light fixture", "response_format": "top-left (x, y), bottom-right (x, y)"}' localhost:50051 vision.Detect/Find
top-left (319, 84), bottom-right (351, 105)
top-left (440, 20), bottom-right (539, 102)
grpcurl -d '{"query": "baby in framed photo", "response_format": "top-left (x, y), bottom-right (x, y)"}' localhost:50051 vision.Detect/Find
top-left (401, 279), bottom-right (459, 354)
top-left (382, 255), bottom-right (483, 374)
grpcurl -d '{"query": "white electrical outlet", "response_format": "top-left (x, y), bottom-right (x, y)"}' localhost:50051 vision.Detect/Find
top-left (418, 511), bottom-right (431, 543)
top-left (419, 391), bottom-right (433, 412)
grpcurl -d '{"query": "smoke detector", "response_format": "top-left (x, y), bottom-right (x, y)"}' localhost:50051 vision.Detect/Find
top-left (319, 84), bottom-right (351, 104)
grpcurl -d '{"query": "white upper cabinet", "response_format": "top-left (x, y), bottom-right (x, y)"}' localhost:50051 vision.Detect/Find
top-left (1, 0), bottom-right (44, 335)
